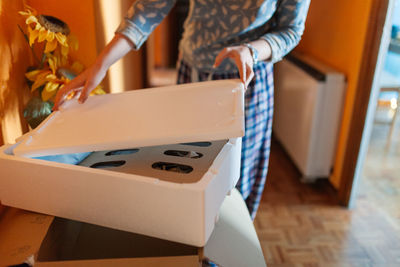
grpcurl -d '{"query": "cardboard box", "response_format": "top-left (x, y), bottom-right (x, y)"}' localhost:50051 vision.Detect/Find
top-left (0, 189), bottom-right (266, 267)
top-left (0, 80), bottom-right (245, 247)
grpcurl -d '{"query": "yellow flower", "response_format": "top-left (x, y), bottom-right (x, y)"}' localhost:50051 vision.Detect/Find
top-left (41, 75), bottom-right (65, 102)
top-left (18, 5), bottom-right (37, 18)
top-left (25, 69), bottom-right (63, 101)
top-left (19, 6), bottom-right (73, 55)
top-left (61, 34), bottom-right (79, 58)
top-left (25, 69), bottom-right (52, 92)
top-left (91, 86), bottom-right (106, 96)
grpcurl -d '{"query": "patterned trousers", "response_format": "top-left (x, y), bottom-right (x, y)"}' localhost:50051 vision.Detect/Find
top-left (177, 60), bottom-right (274, 219)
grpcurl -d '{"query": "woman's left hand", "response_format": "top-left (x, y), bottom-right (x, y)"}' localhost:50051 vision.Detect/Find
top-left (213, 45), bottom-right (255, 89)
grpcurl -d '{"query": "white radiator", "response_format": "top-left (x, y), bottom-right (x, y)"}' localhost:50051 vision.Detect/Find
top-left (273, 52), bottom-right (346, 182)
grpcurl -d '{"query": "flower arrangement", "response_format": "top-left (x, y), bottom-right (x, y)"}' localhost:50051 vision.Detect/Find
top-left (19, 5), bottom-right (105, 128)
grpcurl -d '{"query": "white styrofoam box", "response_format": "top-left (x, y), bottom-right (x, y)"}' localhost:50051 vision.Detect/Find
top-left (0, 138), bottom-right (241, 246)
top-left (13, 79), bottom-right (245, 157)
top-left (0, 80), bottom-right (245, 246)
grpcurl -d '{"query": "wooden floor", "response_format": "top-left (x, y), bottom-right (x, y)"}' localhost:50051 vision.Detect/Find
top-left (254, 131), bottom-right (400, 266)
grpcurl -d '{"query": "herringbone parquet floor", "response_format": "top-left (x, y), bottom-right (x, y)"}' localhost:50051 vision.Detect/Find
top-left (254, 132), bottom-right (400, 267)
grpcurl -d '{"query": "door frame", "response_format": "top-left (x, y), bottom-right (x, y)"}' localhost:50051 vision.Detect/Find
top-left (338, 0), bottom-right (394, 206)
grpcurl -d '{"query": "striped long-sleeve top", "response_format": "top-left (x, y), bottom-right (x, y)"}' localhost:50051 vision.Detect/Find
top-left (116, 0), bottom-right (310, 72)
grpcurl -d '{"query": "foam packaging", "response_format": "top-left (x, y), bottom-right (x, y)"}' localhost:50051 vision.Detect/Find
top-left (0, 80), bottom-right (245, 246)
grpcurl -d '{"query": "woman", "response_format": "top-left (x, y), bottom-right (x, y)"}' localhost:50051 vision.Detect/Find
top-left (54, 0), bottom-right (310, 219)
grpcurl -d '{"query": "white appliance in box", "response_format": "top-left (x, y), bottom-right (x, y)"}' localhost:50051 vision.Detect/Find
top-left (0, 80), bottom-right (245, 247)
top-left (273, 52), bottom-right (346, 182)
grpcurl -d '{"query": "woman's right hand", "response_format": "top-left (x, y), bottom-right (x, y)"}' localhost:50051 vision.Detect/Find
top-left (53, 60), bottom-right (107, 110)
top-left (53, 33), bottom-right (135, 111)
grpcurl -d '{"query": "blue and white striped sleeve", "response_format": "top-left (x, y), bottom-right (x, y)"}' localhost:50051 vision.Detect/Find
top-left (115, 0), bottom-right (177, 50)
top-left (262, 0), bottom-right (311, 63)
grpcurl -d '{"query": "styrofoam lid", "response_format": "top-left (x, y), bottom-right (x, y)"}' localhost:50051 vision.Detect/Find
top-left (14, 80), bottom-right (244, 157)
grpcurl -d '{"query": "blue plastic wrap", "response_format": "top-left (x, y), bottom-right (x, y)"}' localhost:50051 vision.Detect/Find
top-left (33, 152), bottom-right (92, 165)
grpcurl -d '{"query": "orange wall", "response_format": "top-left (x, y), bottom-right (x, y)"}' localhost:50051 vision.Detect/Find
top-left (0, 0), bottom-right (32, 145)
top-left (295, 0), bottom-right (373, 188)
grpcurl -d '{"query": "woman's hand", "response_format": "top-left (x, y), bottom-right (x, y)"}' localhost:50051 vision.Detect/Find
top-left (53, 33), bottom-right (134, 111)
top-left (213, 40), bottom-right (272, 89)
top-left (53, 61), bottom-right (107, 110)
top-left (214, 45), bottom-right (254, 89)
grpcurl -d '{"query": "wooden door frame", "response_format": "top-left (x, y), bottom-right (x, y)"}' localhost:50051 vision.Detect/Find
top-left (338, 0), bottom-right (391, 205)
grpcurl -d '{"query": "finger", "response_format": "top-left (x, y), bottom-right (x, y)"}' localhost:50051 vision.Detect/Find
top-left (66, 73), bottom-right (86, 89)
top-left (53, 86), bottom-right (75, 111)
top-left (245, 64), bottom-right (254, 89)
top-left (214, 48), bottom-right (231, 67)
top-left (53, 85), bottom-right (83, 111)
top-left (240, 62), bottom-right (246, 85)
top-left (53, 73), bottom-right (87, 110)
top-left (53, 83), bottom-right (83, 110)
top-left (231, 54), bottom-right (245, 85)
top-left (59, 71), bottom-right (87, 95)
top-left (78, 79), bottom-right (96, 104)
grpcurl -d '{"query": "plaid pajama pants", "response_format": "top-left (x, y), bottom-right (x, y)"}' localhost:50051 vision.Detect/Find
top-left (177, 60), bottom-right (274, 220)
